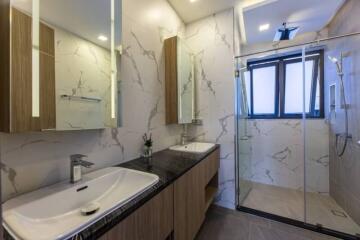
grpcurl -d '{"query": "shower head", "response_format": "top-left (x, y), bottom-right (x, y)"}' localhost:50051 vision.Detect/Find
top-left (328, 55), bottom-right (338, 64)
top-left (328, 55), bottom-right (342, 74)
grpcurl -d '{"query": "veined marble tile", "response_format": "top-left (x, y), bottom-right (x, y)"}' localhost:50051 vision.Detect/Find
top-left (185, 9), bottom-right (236, 208)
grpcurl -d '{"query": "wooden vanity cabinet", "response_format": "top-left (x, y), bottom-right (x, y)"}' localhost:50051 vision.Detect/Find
top-left (174, 148), bottom-right (220, 240)
top-left (99, 148), bottom-right (220, 240)
top-left (0, 7), bottom-right (55, 133)
top-left (100, 185), bottom-right (174, 240)
top-left (174, 160), bottom-right (205, 240)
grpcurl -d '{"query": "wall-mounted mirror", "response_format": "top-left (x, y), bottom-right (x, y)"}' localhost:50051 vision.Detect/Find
top-left (164, 36), bottom-right (195, 125)
top-left (7, 0), bottom-right (121, 132)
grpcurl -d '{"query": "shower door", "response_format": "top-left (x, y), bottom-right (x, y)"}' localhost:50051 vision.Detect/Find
top-left (235, 48), bottom-right (306, 223)
top-left (236, 39), bottom-right (360, 238)
top-left (304, 36), bottom-right (360, 237)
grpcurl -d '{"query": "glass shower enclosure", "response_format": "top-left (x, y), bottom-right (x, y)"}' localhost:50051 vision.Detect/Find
top-left (235, 33), bottom-right (360, 239)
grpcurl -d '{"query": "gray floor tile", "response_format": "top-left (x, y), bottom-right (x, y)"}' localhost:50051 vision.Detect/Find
top-left (196, 206), bottom-right (338, 240)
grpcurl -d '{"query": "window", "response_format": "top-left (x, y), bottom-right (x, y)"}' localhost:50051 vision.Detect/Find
top-left (246, 50), bottom-right (324, 119)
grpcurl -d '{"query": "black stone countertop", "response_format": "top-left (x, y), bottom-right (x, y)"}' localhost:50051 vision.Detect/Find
top-left (4, 145), bottom-right (219, 240)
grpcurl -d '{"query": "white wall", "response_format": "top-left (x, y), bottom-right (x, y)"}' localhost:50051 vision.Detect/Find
top-left (1, 0), bottom-right (184, 201)
top-left (185, 9), bottom-right (236, 209)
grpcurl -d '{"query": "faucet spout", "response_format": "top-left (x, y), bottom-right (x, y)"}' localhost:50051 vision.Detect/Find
top-left (70, 154), bottom-right (94, 183)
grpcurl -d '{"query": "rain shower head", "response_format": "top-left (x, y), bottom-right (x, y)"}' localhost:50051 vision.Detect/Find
top-left (274, 22), bottom-right (299, 41)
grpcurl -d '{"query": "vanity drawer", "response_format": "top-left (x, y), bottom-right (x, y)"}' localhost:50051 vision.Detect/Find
top-left (203, 148), bottom-right (220, 185)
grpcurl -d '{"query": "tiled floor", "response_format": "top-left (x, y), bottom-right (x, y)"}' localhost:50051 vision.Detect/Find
top-left (196, 205), bottom-right (339, 240)
top-left (242, 182), bottom-right (360, 236)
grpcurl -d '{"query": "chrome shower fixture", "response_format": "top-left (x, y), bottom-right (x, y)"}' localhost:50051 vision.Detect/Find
top-left (328, 55), bottom-right (342, 74)
top-left (329, 52), bottom-right (351, 157)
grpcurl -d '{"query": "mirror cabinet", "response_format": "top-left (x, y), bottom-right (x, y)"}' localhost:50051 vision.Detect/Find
top-left (0, 0), bottom-right (121, 133)
top-left (164, 36), bottom-right (195, 125)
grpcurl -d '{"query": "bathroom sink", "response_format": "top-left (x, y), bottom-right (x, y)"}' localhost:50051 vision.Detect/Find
top-left (169, 142), bottom-right (215, 153)
top-left (3, 167), bottom-right (159, 240)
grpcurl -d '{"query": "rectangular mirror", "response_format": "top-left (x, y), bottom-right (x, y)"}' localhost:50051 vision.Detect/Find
top-left (10, 0), bottom-right (121, 131)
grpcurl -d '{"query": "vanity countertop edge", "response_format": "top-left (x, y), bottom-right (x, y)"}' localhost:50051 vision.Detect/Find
top-left (3, 144), bottom-right (220, 240)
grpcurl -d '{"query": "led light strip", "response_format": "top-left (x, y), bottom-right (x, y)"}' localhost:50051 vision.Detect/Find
top-left (111, 0), bottom-right (116, 119)
top-left (32, 0), bottom-right (40, 117)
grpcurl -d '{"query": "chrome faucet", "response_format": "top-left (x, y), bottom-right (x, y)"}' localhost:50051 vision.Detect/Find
top-left (70, 154), bottom-right (94, 183)
top-left (180, 124), bottom-right (189, 145)
top-left (181, 133), bottom-right (189, 145)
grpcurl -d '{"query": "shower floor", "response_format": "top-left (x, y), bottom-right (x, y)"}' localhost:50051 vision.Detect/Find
top-left (242, 182), bottom-right (360, 236)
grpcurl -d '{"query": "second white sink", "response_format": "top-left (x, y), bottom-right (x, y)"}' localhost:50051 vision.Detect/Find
top-left (3, 167), bottom-right (159, 240)
top-left (169, 142), bottom-right (215, 153)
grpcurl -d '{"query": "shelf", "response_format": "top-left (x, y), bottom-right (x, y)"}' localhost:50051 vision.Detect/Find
top-left (60, 94), bottom-right (102, 102)
top-left (205, 186), bottom-right (218, 212)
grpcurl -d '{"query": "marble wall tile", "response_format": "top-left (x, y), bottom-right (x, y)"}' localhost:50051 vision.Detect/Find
top-left (241, 119), bottom-right (329, 194)
top-left (0, 0), bottom-right (184, 202)
top-left (185, 9), bottom-right (236, 209)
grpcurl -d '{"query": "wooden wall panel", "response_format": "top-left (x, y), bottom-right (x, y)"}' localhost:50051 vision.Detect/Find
top-left (0, 0), bottom-right (10, 132)
top-left (103, 185), bottom-right (174, 240)
top-left (164, 36), bottom-right (178, 125)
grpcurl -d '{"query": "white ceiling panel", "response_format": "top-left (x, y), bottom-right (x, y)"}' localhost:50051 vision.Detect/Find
top-left (168, 0), bottom-right (236, 24)
top-left (242, 0), bottom-right (345, 44)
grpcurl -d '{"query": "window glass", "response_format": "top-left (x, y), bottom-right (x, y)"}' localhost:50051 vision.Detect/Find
top-left (252, 65), bottom-right (276, 115)
top-left (284, 60), bottom-right (314, 114)
top-left (244, 71), bottom-right (251, 114)
top-left (315, 72), bottom-right (320, 111)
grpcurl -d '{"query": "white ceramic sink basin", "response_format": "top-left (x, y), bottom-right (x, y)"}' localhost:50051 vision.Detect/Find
top-left (3, 167), bottom-right (159, 240)
top-left (169, 142), bottom-right (215, 153)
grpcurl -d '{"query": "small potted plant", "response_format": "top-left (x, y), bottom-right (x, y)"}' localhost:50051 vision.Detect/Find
top-left (142, 133), bottom-right (153, 158)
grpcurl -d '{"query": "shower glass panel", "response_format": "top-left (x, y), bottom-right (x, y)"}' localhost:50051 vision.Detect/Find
top-left (304, 35), bottom-right (360, 236)
top-left (235, 57), bottom-right (253, 205)
top-left (236, 1), bottom-right (360, 238)
top-left (236, 48), bottom-right (306, 223)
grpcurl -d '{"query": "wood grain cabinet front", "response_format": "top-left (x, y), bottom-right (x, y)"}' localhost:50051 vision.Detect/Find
top-left (100, 185), bottom-right (174, 240)
top-left (174, 162), bottom-right (205, 240)
top-left (97, 148), bottom-right (220, 240)
top-left (173, 149), bottom-right (220, 240)
top-left (0, 7), bottom-right (55, 133)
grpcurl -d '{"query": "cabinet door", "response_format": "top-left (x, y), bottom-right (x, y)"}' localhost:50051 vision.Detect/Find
top-left (102, 185), bottom-right (174, 240)
top-left (164, 36), bottom-right (178, 125)
top-left (203, 149), bottom-right (220, 185)
top-left (174, 164), bottom-right (205, 240)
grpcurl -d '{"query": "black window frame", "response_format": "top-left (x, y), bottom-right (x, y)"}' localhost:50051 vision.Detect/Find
top-left (249, 61), bottom-right (280, 119)
top-left (247, 50), bottom-right (324, 119)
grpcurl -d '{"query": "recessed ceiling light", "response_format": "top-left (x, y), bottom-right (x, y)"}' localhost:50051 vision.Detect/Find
top-left (98, 35), bottom-right (108, 41)
top-left (259, 24), bottom-right (270, 32)
top-left (190, 0), bottom-right (198, 3)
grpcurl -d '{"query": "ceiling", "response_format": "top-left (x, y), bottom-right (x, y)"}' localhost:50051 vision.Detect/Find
top-left (241, 0), bottom-right (345, 44)
top-left (168, 0), bottom-right (236, 24)
top-left (12, 0), bottom-right (121, 49)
